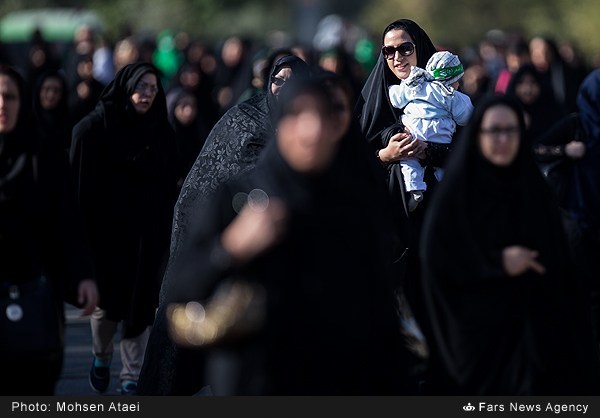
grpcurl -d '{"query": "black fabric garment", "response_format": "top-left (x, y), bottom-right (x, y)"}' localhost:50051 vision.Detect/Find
top-left (1, 69), bottom-right (47, 286)
top-left (1, 65), bottom-right (93, 395)
top-left (420, 95), bottom-right (600, 395)
top-left (532, 112), bottom-right (580, 207)
top-left (353, 19), bottom-right (442, 342)
top-left (70, 62), bottom-right (178, 338)
top-left (137, 55), bottom-right (309, 395)
top-left (568, 70), bottom-right (600, 340)
top-left (165, 76), bottom-right (409, 395)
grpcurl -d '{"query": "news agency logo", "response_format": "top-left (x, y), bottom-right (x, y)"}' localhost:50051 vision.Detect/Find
top-left (463, 403), bottom-right (475, 412)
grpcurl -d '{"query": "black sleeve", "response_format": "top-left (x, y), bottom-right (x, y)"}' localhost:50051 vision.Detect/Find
top-left (533, 113), bottom-right (579, 164)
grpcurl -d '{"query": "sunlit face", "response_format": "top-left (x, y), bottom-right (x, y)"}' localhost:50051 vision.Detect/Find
top-left (270, 67), bottom-right (292, 98)
top-left (515, 74), bottom-right (540, 105)
top-left (529, 37), bottom-right (551, 72)
top-left (478, 105), bottom-right (521, 167)
top-left (221, 37), bottom-right (243, 67)
top-left (130, 73), bottom-right (159, 114)
top-left (174, 94), bottom-right (198, 126)
top-left (39, 76), bottom-right (63, 110)
top-left (277, 93), bottom-right (340, 174)
top-left (0, 75), bottom-right (20, 133)
top-left (383, 29), bottom-right (418, 80)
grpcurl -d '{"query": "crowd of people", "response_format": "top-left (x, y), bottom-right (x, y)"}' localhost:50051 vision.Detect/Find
top-left (1, 15), bottom-right (600, 396)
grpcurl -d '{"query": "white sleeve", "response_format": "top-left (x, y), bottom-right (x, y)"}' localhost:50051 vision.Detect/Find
top-left (388, 84), bottom-right (410, 109)
top-left (450, 91), bottom-right (474, 126)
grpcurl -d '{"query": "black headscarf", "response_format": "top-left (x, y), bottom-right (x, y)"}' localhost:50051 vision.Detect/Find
top-left (266, 54), bottom-right (310, 124)
top-left (260, 48), bottom-right (294, 90)
top-left (354, 19), bottom-right (437, 145)
top-left (96, 62), bottom-right (169, 139)
top-left (420, 95), bottom-right (600, 395)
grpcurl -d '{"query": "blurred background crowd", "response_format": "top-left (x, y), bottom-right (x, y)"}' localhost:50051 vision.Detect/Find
top-left (1, 1), bottom-right (600, 138)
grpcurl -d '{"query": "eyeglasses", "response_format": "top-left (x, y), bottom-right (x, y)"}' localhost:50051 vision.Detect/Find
top-left (480, 126), bottom-right (520, 137)
top-left (381, 42), bottom-right (416, 60)
top-left (270, 76), bottom-right (287, 87)
top-left (134, 82), bottom-right (159, 95)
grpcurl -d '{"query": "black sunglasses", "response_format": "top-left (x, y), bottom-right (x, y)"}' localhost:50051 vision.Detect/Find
top-left (381, 42), bottom-right (416, 60)
top-left (271, 76), bottom-right (286, 87)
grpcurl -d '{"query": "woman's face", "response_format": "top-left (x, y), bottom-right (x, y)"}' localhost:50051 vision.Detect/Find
top-left (130, 73), bottom-right (159, 114)
top-left (39, 76), bottom-right (63, 110)
top-left (277, 92), bottom-right (340, 174)
top-left (514, 73), bottom-right (540, 105)
top-left (270, 67), bottom-right (292, 98)
top-left (478, 104), bottom-right (521, 167)
top-left (383, 29), bottom-right (417, 80)
top-left (529, 37), bottom-right (551, 72)
top-left (0, 74), bottom-right (20, 133)
top-left (174, 94), bottom-right (198, 126)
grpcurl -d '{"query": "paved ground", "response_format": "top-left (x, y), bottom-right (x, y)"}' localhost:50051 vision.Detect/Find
top-left (55, 304), bottom-right (124, 396)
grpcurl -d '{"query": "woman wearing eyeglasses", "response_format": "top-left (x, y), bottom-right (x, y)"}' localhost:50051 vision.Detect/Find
top-left (419, 95), bottom-right (600, 394)
top-left (70, 62), bottom-right (179, 395)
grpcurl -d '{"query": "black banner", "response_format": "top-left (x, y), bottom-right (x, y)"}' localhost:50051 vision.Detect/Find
top-left (2, 396), bottom-right (600, 418)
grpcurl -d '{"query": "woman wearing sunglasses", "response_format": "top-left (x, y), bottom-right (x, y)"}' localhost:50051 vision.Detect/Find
top-left (354, 19), bottom-right (449, 387)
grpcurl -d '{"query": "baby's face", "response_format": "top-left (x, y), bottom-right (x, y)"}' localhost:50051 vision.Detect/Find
top-left (450, 81), bottom-right (460, 90)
